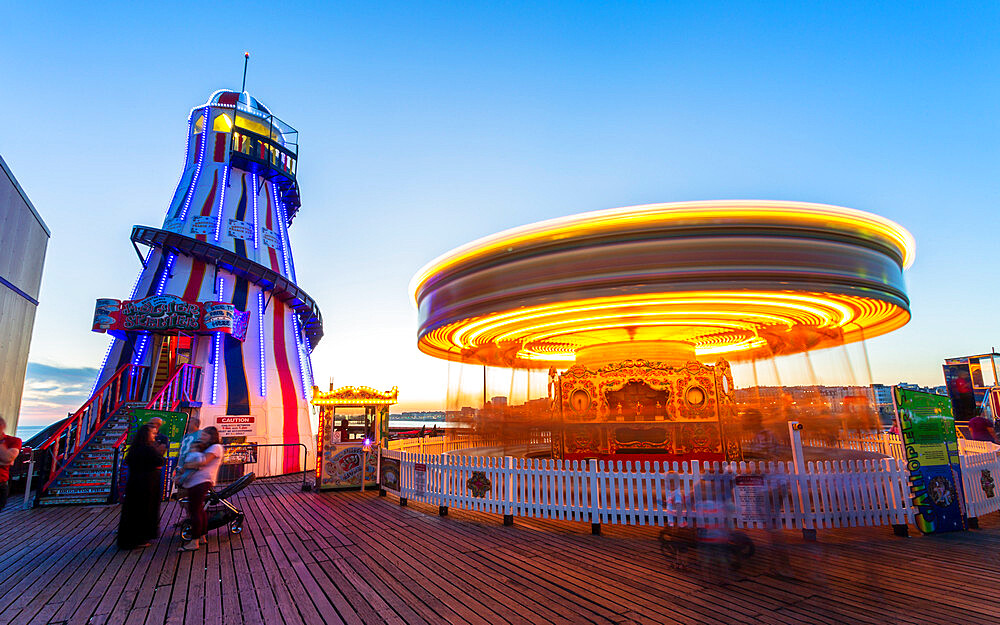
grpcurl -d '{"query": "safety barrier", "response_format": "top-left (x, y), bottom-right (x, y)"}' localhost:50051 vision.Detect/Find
top-left (959, 445), bottom-right (1000, 520)
top-left (215, 443), bottom-right (311, 491)
top-left (380, 449), bottom-right (913, 532)
top-left (381, 428), bottom-right (1000, 534)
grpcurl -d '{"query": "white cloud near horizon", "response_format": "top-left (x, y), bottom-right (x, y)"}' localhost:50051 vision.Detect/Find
top-left (18, 363), bottom-right (98, 426)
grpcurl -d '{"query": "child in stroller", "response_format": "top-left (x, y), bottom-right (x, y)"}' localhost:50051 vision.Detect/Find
top-left (178, 472), bottom-right (255, 541)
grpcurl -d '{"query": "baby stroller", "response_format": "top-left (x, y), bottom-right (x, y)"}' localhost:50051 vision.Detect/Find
top-left (179, 472), bottom-right (255, 541)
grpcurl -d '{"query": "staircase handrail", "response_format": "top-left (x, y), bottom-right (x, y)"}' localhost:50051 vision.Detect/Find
top-left (38, 363), bottom-right (149, 494)
top-left (37, 364), bottom-right (133, 450)
top-left (146, 363), bottom-right (202, 412)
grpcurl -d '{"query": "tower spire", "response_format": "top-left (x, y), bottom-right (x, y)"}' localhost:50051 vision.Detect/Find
top-left (241, 52), bottom-right (250, 93)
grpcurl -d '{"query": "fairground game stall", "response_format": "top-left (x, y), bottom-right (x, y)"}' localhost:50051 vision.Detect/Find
top-left (312, 385), bottom-right (397, 490)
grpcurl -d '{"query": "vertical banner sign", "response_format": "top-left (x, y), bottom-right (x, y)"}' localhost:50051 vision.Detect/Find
top-left (894, 387), bottom-right (966, 533)
top-left (413, 463), bottom-right (427, 496)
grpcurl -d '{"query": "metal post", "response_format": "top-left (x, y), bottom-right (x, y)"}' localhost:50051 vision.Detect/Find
top-left (360, 446), bottom-right (366, 493)
top-left (788, 421), bottom-right (815, 541)
top-left (22, 450), bottom-right (35, 508)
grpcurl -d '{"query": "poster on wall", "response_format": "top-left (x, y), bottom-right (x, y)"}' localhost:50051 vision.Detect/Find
top-left (893, 387), bottom-right (966, 534)
top-left (380, 456), bottom-right (401, 493)
top-left (228, 219), bottom-right (254, 240)
top-left (413, 463), bottom-right (427, 496)
top-left (733, 475), bottom-right (767, 524)
top-left (223, 444), bottom-right (258, 465)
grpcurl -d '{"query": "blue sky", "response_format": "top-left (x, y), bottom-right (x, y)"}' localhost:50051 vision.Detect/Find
top-left (3, 2), bottom-right (999, 425)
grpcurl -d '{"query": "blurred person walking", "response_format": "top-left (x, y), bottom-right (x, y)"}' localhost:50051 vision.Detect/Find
top-left (178, 426), bottom-right (224, 552)
top-left (117, 424), bottom-right (165, 549)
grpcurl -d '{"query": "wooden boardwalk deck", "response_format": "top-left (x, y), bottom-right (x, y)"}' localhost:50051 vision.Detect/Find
top-left (1, 475), bottom-right (998, 625)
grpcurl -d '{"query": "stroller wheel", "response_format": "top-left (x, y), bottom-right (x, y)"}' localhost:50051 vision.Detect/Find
top-left (229, 514), bottom-right (244, 535)
top-left (179, 520), bottom-right (193, 542)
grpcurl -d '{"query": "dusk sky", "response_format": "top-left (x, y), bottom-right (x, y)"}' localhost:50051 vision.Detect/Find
top-left (3, 3), bottom-right (999, 426)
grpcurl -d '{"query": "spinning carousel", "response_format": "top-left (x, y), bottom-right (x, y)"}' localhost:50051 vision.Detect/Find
top-left (411, 201), bottom-right (914, 463)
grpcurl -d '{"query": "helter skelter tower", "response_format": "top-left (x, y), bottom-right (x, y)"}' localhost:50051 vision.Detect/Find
top-left (92, 89), bottom-right (321, 471)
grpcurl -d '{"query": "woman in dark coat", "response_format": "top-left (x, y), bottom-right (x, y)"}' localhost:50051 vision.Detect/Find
top-left (117, 424), bottom-right (166, 549)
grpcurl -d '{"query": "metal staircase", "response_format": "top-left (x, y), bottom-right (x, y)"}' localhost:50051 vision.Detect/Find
top-left (37, 407), bottom-right (140, 505)
top-left (34, 363), bottom-right (201, 506)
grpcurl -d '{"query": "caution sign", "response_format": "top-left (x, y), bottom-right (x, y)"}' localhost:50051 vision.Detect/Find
top-left (414, 463), bottom-right (427, 496)
top-left (217, 415), bottom-right (256, 437)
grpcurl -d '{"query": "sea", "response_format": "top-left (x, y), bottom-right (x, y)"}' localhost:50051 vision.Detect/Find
top-left (15, 425), bottom-right (45, 441)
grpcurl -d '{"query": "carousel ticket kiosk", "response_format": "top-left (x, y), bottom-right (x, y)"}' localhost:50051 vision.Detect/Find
top-left (312, 385), bottom-right (397, 490)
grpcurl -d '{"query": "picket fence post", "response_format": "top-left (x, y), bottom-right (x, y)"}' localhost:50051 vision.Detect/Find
top-left (504, 456), bottom-right (515, 526)
top-left (377, 446), bottom-right (386, 497)
top-left (589, 459), bottom-right (601, 535)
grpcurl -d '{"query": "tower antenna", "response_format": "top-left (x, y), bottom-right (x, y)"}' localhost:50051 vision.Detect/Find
top-left (241, 52), bottom-right (250, 93)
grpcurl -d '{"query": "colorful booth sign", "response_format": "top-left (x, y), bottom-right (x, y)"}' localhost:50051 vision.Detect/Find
top-left (92, 294), bottom-right (249, 340)
top-left (132, 408), bottom-right (189, 500)
top-left (893, 387), bottom-right (966, 534)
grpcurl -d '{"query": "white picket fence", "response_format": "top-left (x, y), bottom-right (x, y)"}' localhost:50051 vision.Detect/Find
top-left (381, 449), bottom-right (913, 530)
top-left (959, 446), bottom-right (1000, 519)
top-left (381, 431), bottom-right (1000, 530)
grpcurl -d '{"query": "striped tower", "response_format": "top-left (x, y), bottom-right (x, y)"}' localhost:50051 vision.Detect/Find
top-left (93, 90), bottom-right (320, 471)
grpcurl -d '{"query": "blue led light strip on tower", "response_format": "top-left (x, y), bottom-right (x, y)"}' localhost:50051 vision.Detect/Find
top-left (303, 334), bottom-right (315, 389)
top-left (211, 276), bottom-right (225, 404)
top-left (292, 316), bottom-right (311, 398)
top-left (257, 290), bottom-right (267, 397)
top-left (179, 106), bottom-right (210, 220)
top-left (271, 184), bottom-right (293, 278)
top-left (251, 173), bottom-right (259, 250)
top-left (132, 333), bottom-right (150, 366)
top-left (132, 252), bottom-right (176, 367)
top-left (155, 254), bottom-right (176, 296)
top-left (214, 165), bottom-right (230, 242)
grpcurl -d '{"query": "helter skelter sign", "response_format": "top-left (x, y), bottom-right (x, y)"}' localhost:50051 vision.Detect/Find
top-left (92, 294), bottom-right (249, 340)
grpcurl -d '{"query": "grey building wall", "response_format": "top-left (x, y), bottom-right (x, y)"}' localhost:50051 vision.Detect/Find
top-left (0, 154), bottom-right (49, 434)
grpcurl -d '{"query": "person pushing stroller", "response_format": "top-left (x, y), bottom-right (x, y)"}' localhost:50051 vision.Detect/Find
top-left (177, 426), bottom-right (224, 552)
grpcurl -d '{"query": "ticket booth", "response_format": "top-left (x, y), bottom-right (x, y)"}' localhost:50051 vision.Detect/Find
top-left (311, 385), bottom-right (398, 490)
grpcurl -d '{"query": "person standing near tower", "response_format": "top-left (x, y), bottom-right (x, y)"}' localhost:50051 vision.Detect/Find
top-left (117, 424), bottom-right (165, 549)
top-left (0, 418), bottom-right (22, 512)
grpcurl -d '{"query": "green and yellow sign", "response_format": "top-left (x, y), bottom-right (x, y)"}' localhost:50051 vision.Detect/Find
top-left (894, 387), bottom-right (965, 533)
top-left (133, 408), bottom-right (189, 459)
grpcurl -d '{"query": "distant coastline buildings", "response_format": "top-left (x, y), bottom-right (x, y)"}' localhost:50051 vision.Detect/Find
top-left (0, 154), bottom-right (49, 435)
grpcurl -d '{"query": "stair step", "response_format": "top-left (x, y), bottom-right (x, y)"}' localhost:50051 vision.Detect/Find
top-left (37, 496), bottom-right (108, 506)
top-left (61, 471), bottom-right (113, 479)
top-left (75, 458), bottom-right (113, 465)
top-left (46, 486), bottom-right (112, 497)
top-left (55, 476), bottom-right (112, 485)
